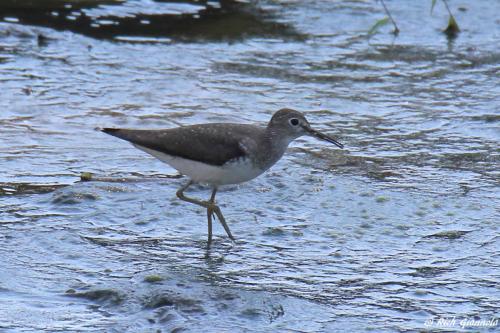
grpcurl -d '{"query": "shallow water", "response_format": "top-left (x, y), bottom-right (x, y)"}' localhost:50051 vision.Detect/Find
top-left (1, 1), bottom-right (499, 332)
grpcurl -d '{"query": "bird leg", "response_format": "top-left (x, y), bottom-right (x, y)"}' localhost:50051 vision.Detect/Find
top-left (176, 180), bottom-right (235, 246)
top-left (206, 205), bottom-right (213, 245)
top-left (207, 187), bottom-right (235, 242)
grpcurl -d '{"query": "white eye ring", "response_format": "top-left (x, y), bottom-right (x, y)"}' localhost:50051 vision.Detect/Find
top-left (289, 118), bottom-right (299, 126)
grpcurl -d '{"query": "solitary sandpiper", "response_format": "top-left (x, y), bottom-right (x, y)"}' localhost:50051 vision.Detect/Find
top-left (102, 108), bottom-right (343, 247)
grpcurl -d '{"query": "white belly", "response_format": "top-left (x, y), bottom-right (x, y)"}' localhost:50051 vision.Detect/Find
top-left (135, 145), bottom-right (265, 185)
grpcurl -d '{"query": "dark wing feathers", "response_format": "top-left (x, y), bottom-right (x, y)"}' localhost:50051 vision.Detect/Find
top-left (102, 124), bottom-right (257, 166)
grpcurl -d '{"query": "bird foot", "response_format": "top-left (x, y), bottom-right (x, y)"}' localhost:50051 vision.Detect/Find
top-left (206, 202), bottom-right (235, 241)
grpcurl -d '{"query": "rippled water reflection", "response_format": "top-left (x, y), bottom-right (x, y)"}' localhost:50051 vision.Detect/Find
top-left (1, 1), bottom-right (499, 332)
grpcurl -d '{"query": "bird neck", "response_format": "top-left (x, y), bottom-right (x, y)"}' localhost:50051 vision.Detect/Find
top-left (260, 126), bottom-right (294, 164)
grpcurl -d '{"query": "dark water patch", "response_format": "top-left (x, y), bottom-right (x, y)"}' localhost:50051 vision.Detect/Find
top-left (66, 288), bottom-right (125, 306)
top-left (84, 173), bottom-right (183, 183)
top-left (0, 0), bottom-right (303, 42)
top-left (214, 61), bottom-right (385, 84)
top-left (295, 137), bottom-right (498, 195)
top-left (144, 274), bottom-right (164, 283)
top-left (469, 114), bottom-right (500, 123)
top-left (261, 226), bottom-right (286, 237)
top-left (438, 151), bottom-right (499, 172)
top-left (239, 307), bottom-right (262, 319)
top-left (409, 266), bottom-right (454, 278)
top-left (52, 189), bottom-right (99, 204)
top-left (354, 45), bottom-right (500, 72)
top-left (353, 45), bottom-right (442, 63)
top-left (425, 230), bottom-right (472, 240)
top-left (79, 235), bottom-right (214, 260)
top-left (294, 148), bottom-right (399, 181)
top-left (136, 111), bottom-right (196, 121)
top-left (454, 50), bottom-right (500, 68)
top-left (0, 182), bottom-right (67, 196)
top-left (144, 292), bottom-right (204, 313)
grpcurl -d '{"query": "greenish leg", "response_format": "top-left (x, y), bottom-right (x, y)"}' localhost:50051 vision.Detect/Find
top-left (207, 187), bottom-right (235, 242)
top-left (206, 207), bottom-right (213, 246)
top-left (176, 180), bottom-right (235, 246)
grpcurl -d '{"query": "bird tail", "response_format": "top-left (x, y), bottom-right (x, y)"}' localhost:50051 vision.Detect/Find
top-left (99, 128), bottom-right (120, 134)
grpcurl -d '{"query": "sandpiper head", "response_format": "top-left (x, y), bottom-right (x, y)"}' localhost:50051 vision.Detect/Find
top-left (269, 108), bottom-right (344, 149)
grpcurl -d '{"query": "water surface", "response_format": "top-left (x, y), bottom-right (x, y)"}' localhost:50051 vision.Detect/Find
top-left (1, 1), bottom-right (499, 332)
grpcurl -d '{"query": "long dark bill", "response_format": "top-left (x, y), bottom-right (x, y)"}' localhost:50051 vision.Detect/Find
top-left (305, 127), bottom-right (344, 149)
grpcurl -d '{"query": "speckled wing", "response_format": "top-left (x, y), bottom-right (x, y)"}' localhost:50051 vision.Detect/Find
top-left (101, 123), bottom-right (260, 166)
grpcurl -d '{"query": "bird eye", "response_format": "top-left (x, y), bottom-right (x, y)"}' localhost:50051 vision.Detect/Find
top-left (289, 118), bottom-right (299, 126)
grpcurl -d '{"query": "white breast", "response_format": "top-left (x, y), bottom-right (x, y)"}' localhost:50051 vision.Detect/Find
top-left (134, 145), bottom-right (265, 185)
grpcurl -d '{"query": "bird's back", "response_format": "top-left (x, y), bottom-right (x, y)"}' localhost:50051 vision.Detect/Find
top-left (102, 123), bottom-right (265, 167)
